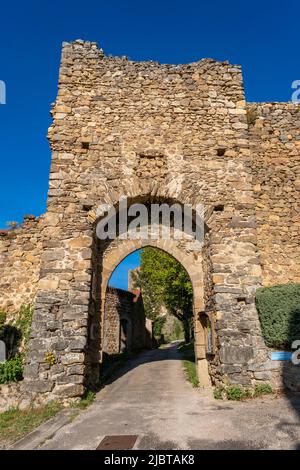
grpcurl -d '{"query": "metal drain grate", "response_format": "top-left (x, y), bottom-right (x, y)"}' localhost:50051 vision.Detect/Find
top-left (96, 435), bottom-right (138, 450)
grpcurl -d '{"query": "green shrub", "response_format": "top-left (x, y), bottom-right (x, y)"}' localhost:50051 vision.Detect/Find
top-left (214, 383), bottom-right (273, 401)
top-left (225, 385), bottom-right (251, 401)
top-left (254, 383), bottom-right (273, 397)
top-left (214, 385), bottom-right (250, 401)
top-left (0, 355), bottom-right (23, 384)
top-left (256, 283), bottom-right (300, 349)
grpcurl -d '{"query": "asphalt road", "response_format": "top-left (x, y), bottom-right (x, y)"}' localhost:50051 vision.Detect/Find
top-left (35, 344), bottom-right (300, 450)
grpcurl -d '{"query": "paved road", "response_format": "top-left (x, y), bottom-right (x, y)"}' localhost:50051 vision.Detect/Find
top-left (37, 344), bottom-right (300, 450)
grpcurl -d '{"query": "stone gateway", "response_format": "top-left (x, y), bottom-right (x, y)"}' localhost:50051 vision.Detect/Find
top-left (0, 39), bottom-right (299, 402)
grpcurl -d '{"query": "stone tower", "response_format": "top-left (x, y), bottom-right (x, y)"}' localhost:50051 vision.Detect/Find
top-left (1, 40), bottom-right (299, 401)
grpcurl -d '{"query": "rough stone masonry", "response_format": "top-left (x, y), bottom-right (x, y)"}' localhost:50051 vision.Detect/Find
top-left (103, 286), bottom-right (148, 355)
top-left (0, 39), bottom-right (300, 403)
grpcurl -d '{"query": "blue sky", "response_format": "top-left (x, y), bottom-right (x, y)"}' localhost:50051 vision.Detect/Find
top-left (109, 250), bottom-right (141, 290)
top-left (0, 0), bottom-right (299, 287)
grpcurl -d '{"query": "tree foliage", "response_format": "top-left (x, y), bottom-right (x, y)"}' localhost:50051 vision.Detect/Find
top-left (132, 247), bottom-right (193, 341)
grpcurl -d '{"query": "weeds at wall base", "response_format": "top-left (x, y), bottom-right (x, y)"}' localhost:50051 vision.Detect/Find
top-left (213, 383), bottom-right (273, 401)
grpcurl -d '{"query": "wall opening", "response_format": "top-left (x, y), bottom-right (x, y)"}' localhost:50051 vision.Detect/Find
top-left (95, 242), bottom-right (210, 387)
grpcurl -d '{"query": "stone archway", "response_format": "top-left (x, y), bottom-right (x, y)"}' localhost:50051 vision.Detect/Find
top-left (100, 239), bottom-right (211, 387)
top-left (23, 186), bottom-right (269, 400)
top-left (81, 192), bottom-right (214, 389)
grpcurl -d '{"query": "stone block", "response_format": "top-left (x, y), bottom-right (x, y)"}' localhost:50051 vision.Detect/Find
top-left (67, 236), bottom-right (92, 249)
top-left (38, 279), bottom-right (59, 291)
top-left (61, 353), bottom-right (85, 365)
top-left (23, 380), bottom-right (54, 393)
top-left (219, 346), bottom-right (254, 364)
top-left (23, 363), bottom-right (39, 378)
top-left (247, 360), bottom-right (280, 372)
top-left (67, 364), bottom-right (85, 375)
top-left (68, 337), bottom-right (87, 351)
top-left (57, 374), bottom-right (84, 385)
top-left (54, 384), bottom-right (85, 398)
top-left (253, 371), bottom-right (272, 380)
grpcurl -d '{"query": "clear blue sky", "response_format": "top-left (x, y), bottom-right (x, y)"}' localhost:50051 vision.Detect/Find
top-left (0, 1), bottom-right (299, 287)
top-left (109, 250), bottom-right (141, 290)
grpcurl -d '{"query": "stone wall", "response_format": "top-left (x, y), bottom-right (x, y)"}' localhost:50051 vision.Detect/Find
top-left (248, 103), bottom-right (300, 286)
top-left (0, 216), bottom-right (43, 315)
top-left (0, 40), bottom-right (298, 401)
top-left (103, 286), bottom-right (147, 355)
top-left (18, 40), bottom-right (269, 395)
top-left (0, 383), bottom-right (35, 413)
